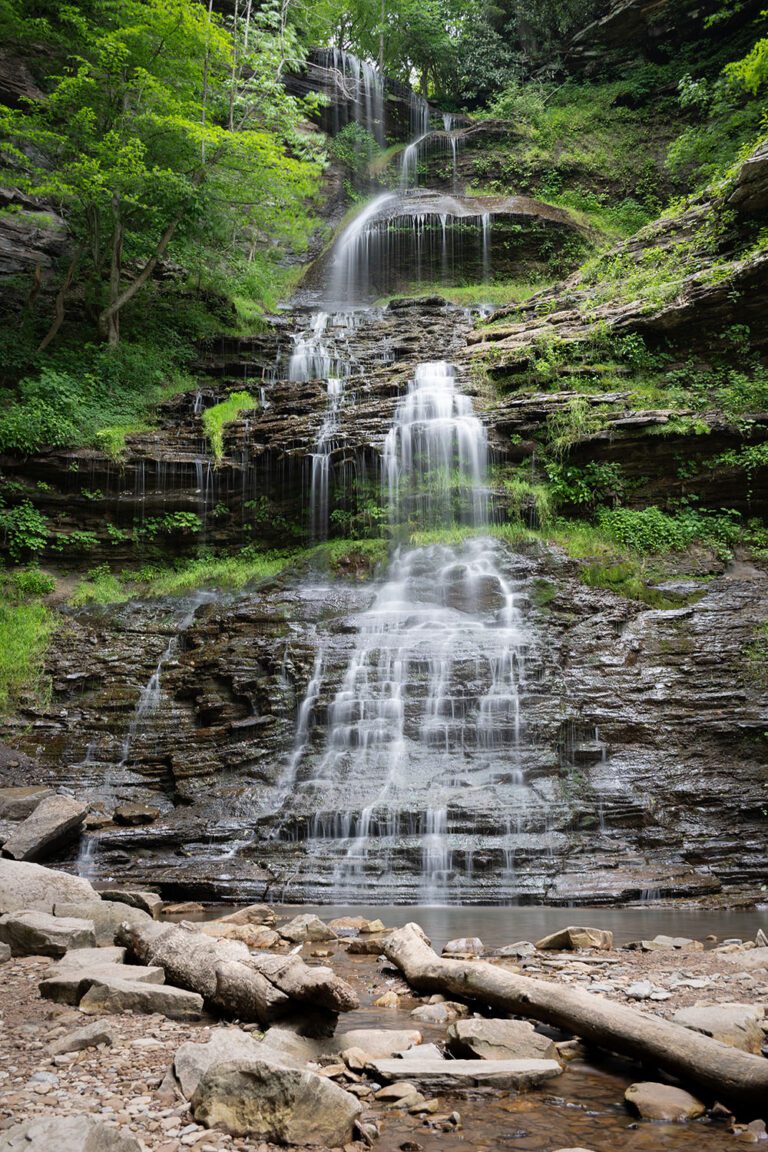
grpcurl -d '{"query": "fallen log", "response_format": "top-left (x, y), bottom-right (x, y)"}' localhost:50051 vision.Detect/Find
top-left (383, 923), bottom-right (768, 1118)
top-left (117, 920), bottom-right (358, 1023)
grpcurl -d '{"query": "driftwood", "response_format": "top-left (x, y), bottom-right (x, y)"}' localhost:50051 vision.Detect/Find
top-left (117, 920), bottom-right (358, 1023)
top-left (383, 923), bottom-right (768, 1118)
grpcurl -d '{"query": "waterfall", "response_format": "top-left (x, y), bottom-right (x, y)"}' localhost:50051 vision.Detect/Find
top-left (276, 362), bottom-right (529, 901)
top-left (317, 48), bottom-right (385, 145)
top-left (310, 377), bottom-right (344, 541)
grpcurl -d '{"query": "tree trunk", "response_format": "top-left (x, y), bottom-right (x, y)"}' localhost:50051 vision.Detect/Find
top-left (104, 194), bottom-right (124, 346)
top-left (383, 924), bottom-right (768, 1118)
top-left (38, 247), bottom-right (83, 353)
top-left (97, 216), bottom-right (178, 340)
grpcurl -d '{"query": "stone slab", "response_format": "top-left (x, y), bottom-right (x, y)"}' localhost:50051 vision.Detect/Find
top-left (369, 1057), bottom-right (563, 1090)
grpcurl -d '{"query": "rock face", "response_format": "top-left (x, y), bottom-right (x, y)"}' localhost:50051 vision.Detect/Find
top-left (0, 1116), bottom-right (141, 1152)
top-left (447, 1019), bottom-right (559, 1061)
top-left (624, 1081), bottom-right (706, 1121)
top-left (0, 910), bottom-right (95, 957)
top-left (672, 1004), bottom-right (765, 1054)
top-left (190, 1059), bottom-right (362, 1144)
top-left (1, 796), bottom-right (87, 862)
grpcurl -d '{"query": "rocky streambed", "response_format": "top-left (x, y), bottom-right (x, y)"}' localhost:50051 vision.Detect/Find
top-left (0, 862), bottom-right (767, 1152)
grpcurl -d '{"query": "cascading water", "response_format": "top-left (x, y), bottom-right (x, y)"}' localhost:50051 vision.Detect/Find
top-left (310, 377), bottom-right (344, 541)
top-left (274, 363), bottom-right (530, 901)
top-left (316, 48), bottom-right (385, 145)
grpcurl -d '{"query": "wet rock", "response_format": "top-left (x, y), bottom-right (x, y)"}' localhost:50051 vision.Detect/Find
top-left (732, 1119), bottom-right (768, 1143)
top-left (447, 1019), bottom-right (559, 1061)
top-left (361, 918), bottom-right (387, 933)
top-left (49, 1019), bottom-right (116, 1055)
top-left (277, 914), bottom-right (338, 943)
top-left (0, 910), bottom-right (95, 957)
top-left (54, 900), bottom-right (151, 945)
top-left (370, 1057), bottom-right (563, 1091)
top-left (0, 1115), bottom-right (142, 1152)
top-left (411, 1001), bottom-right (469, 1024)
top-left (162, 901), bottom-right (205, 916)
top-left (99, 889), bottom-right (163, 918)
top-left (672, 1004), bottom-right (765, 1054)
top-left (373, 990), bottom-right (400, 1007)
top-left (190, 1058), bottom-right (362, 1144)
top-left (348, 937), bottom-right (386, 955)
top-left (219, 904), bottom-right (277, 927)
top-left (79, 975), bottom-right (204, 1020)
top-left (535, 927), bottom-right (613, 951)
top-left (1, 795), bottom-right (87, 862)
top-left (112, 803), bottom-right (160, 826)
top-left (336, 1028), bottom-right (421, 1058)
top-left (40, 962), bottom-right (165, 1006)
top-left (173, 1029), bottom-right (272, 1098)
top-left (0, 859), bottom-right (97, 914)
top-left (442, 936), bottom-right (483, 956)
top-left (0, 787), bottom-right (54, 820)
top-left (624, 1082), bottom-right (705, 1121)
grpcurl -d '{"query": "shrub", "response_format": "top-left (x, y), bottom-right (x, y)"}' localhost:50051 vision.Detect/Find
top-left (0, 501), bottom-right (50, 558)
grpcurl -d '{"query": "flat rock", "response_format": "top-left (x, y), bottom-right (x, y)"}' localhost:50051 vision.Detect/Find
top-left (0, 787), bottom-right (54, 821)
top-left (535, 926), bottom-right (613, 951)
top-left (49, 1020), bottom-right (116, 1055)
top-left (370, 1057), bottom-right (563, 1091)
top-left (191, 1058), bottom-right (362, 1144)
top-left (625, 1082), bottom-right (705, 1121)
top-left (173, 1028), bottom-right (272, 1098)
top-left (79, 975), bottom-right (203, 1020)
top-left (672, 1003), bottom-right (765, 1054)
top-left (98, 889), bottom-right (163, 918)
top-left (1, 795), bottom-right (87, 862)
top-left (0, 1116), bottom-right (141, 1151)
top-left (278, 914), bottom-right (338, 944)
top-left (336, 1028), bottom-right (421, 1058)
top-left (219, 904), bottom-right (277, 927)
top-left (642, 935), bottom-right (704, 952)
top-left (40, 962), bottom-right (165, 1006)
top-left (447, 1019), bottom-right (559, 1061)
top-left (43, 945), bottom-right (126, 967)
top-left (54, 900), bottom-right (151, 945)
top-left (0, 910), bottom-right (95, 957)
top-left (0, 859), bottom-right (97, 914)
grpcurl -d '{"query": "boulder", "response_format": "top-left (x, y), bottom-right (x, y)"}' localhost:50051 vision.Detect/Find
top-left (79, 975), bottom-right (203, 1021)
top-left (161, 901), bottom-right (205, 916)
top-left (0, 910), bottom-right (95, 957)
top-left (191, 1058), bottom-right (362, 1144)
top-left (0, 787), bottom-right (54, 821)
top-left (411, 1001), bottom-right (469, 1024)
top-left (0, 859), bottom-right (96, 914)
top-left (624, 1082), bottom-right (705, 1121)
top-left (447, 1019), bottom-right (559, 1061)
top-left (642, 935), bottom-right (704, 952)
top-left (336, 1028), bottom-right (422, 1058)
top-left (1, 795), bottom-right (87, 862)
top-left (54, 900), bottom-right (151, 946)
top-left (173, 1029), bottom-right (272, 1098)
top-left (360, 918), bottom-right (387, 933)
top-left (348, 936), bottom-right (386, 955)
top-left (328, 916), bottom-right (368, 934)
top-left (0, 1116), bottom-right (141, 1152)
top-left (535, 926), bottom-right (613, 951)
top-left (278, 914), bottom-right (338, 944)
top-left (258, 1026), bottom-right (328, 1066)
top-left (40, 963), bottom-right (165, 1006)
top-left (672, 1004), bottom-right (765, 1054)
top-left (369, 1057), bottom-right (563, 1091)
top-left (442, 936), bottom-right (484, 956)
top-left (112, 803), bottom-right (159, 826)
top-left (200, 921), bottom-right (280, 949)
top-left (98, 889), bottom-right (163, 918)
top-left (50, 1020), bottom-right (116, 1056)
top-left (220, 904), bottom-right (276, 927)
